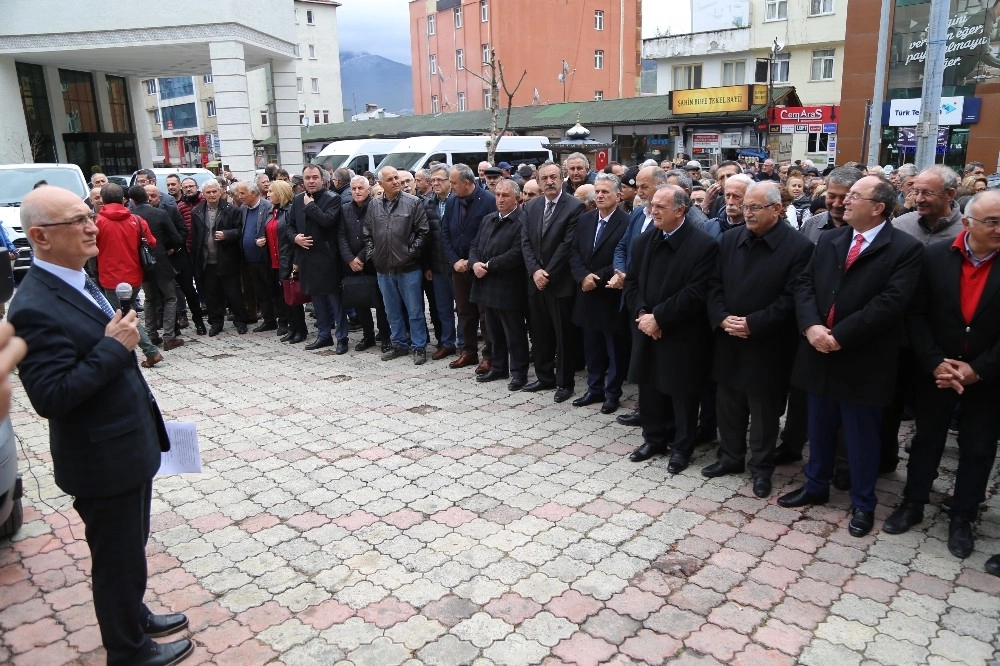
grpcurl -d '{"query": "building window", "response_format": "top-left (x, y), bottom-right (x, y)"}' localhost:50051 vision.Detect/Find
top-left (322, 110), bottom-right (330, 124)
top-left (722, 60), bottom-right (746, 85)
top-left (595, 10), bottom-right (604, 30)
top-left (481, 0), bottom-right (488, 22)
top-left (672, 64), bottom-right (702, 90)
top-left (458, 91), bottom-right (466, 111)
top-left (60, 69), bottom-right (99, 133)
top-left (161, 103), bottom-right (197, 130)
top-left (313, 110), bottom-right (321, 124)
top-left (306, 9), bottom-right (315, 24)
top-left (454, 6), bottom-right (463, 28)
top-left (151, 109), bottom-right (160, 126)
top-left (765, 0), bottom-right (787, 20)
top-left (311, 77), bottom-right (319, 93)
top-left (157, 76), bottom-right (193, 100)
top-left (594, 90), bottom-right (603, 101)
top-left (455, 49), bottom-right (464, 70)
top-left (482, 44), bottom-right (491, 64)
top-left (427, 13), bottom-right (435, 35)
top-left (145, 79), bottom-right (157, 95)
top-left (299, 112), bottom-right (305, 125)
top-left (308, 44), bottom-right (316, 59)
top-left (483, 89), bottom-right (491, 108)
top-left (260, 110), bottom-right (268, 125)
top-left (808, 132), bottom-right (830, 152)
top-left (594, 50), bottom-right (604, 70)
top-left (810, 0), bottom-right (834, 15)
top-left (294, 9), bottom-right (299, 24)
top-left (429, 54), bottom-right (438, 74)
top-left (297, 77), bottom-right (303, 93)
top-left (811, 49), bottom-right (835, 80)
top-left (771, 53), bottom-right (790, 83)
top-left (431, 95), bottom-right (440, 113)
top-left (206, 99), bottom-right (216, 117)
top-left (293, 44), bottom-right (300, 58)
top-left (203, 74), bottom-right (213, 84)
top-left (106, 75), bottom-right (134, 133)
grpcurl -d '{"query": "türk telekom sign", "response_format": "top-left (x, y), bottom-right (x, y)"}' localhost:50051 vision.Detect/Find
top-left (768, 106), bottom-right (839, 125)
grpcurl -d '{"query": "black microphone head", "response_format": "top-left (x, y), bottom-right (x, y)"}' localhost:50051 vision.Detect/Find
top-left (115, 282), bottom-right (133, 301)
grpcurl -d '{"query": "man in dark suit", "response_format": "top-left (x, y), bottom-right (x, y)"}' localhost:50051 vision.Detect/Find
top-left (703, 181), bottom-right (814, 498)
top-left (521, 162), bottom-right (586, 402)
top-left (443, 164), bottom-right (497, 372)
top-left (623, 185), bottom-right (718, 473)
top-left (190, 179), bottom-right (250, 336)
top-left (470, 178), bottom-right (530, 390)
top-left (779, 175), bottom-right (923, 538)
top-left (338, 175), bottom-right (389, 351)
top-left (569, 173), bottom-right (630, 414)
top-left (884, 190), bottom-right (1000, 561)
top-left (236, 182), bottom-right (284, 335)
top-left (9, 185), bottom-right (192, 666)
top-left (288, 164), bottom-right (348, 352)
top-left (145, 187), bottom-right (206, 337)
top-left (130, 185), bottom-right (184, 351)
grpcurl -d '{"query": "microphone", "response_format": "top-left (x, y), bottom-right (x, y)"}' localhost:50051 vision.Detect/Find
top-left (116, 283), bottom-right (133, 315)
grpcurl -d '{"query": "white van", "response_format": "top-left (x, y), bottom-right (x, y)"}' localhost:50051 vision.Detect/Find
top-left (376, 135), bottom-right (552, 172)
top-left (312, 138), bottom-right (404, 174)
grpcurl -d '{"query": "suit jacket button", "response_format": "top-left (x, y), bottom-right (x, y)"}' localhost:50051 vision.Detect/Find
top-left (966, 326), bottom-right (971, 333)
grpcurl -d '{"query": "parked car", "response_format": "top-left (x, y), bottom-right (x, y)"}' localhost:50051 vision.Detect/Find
top-left (129, 168), bottom-right (216, 190)
top-left (0, 416), bottom-right (22, 539)
top-left (106, 174), bottom-right (131, 189)
top-left (0, 163), bottom-right (90, 275)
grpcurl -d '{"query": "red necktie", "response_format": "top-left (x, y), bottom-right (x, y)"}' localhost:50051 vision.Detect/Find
top-left (825, 234), bottom-right (865, 328)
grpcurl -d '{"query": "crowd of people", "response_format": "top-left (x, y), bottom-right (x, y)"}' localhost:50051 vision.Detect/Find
top-left (82, 154), bottom-right (1000, 564)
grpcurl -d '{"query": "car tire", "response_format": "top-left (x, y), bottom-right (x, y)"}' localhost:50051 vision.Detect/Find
top-left (0, 497), bottom-right (22, 539)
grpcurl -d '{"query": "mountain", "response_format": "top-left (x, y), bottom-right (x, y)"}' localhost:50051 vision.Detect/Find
top-left (340, 52), bottom-right (414, 118)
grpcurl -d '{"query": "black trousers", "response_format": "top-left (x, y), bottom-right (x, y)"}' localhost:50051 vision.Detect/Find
top-left (780, 387), bottom-right (809, 453)
top-left (73, 482), bottom-right (156, 665)
top-left (878, 347), bottom-right (916, 467)
top-left (904, 377), bottom-right (1000, 521)
top-left (286, 303), bottom-right (307, 336)
top-left (356, 285), bottom-right (390, 342)
top-left (640, 382), bottom-right (697, 456)
top-left (247, 261), bottom-right (284, 324)
top-left (484, 306), bottom-right (529, 380)
top-left (528, 289), bottom-right (575, 388)
top-left (453, 269), bottom-right (491, 356)
top-left (717, 383), bottom-right (786, 478)
top-left (173, 265), bottom-right (204, 327)
top-left (581, 316), bottom-right (630, 399)
top-left (200, 264), bottom-right (249, 328)
top-left (423, 276), bottom-right (441, 343)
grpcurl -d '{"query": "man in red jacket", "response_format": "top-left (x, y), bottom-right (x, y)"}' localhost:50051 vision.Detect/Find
top-left (95, 183), bottom-right (164, 368)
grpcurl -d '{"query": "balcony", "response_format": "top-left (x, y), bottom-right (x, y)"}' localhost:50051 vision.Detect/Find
top-left (642, 27), bottom-right (751, 60)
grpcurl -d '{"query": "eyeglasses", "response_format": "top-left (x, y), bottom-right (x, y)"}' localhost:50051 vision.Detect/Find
top-left (912, 189), bottom-right (942, 198)
top-left (967, 216), bottom-right (1000, 229)
top-left (739, 204), bottom-right (775, 214)
top-left (42, 212), bottom-right (96, 228)
top-left (844, 193), bottom-right (876, 203)
top-left (431, 178), bottom-right (447, 183)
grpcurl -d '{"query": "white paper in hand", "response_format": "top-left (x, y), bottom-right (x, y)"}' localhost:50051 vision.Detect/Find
top-left (157, 421), bottom-right (202, 475)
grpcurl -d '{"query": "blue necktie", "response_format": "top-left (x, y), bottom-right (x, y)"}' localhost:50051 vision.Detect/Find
top-left (594, 218), bottom-right (607, 248)
top-left (84, 278), bottom-right (115, 319)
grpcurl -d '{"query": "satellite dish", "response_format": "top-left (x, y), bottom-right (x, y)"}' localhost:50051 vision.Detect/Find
top-left (773, 38), bottom-right (785, 53)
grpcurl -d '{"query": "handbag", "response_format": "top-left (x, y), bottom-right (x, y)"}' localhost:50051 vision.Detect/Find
top-left (341, 273), bottom-right (378, 310)
top-left (282, 274), bottom-right (311, 306)
top-left (135, 217), bottom-right (157, 277)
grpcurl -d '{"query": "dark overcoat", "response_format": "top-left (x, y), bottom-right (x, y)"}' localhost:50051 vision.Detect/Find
top-left (569, 207), bottom-right (629, 331)
top-left (469, 208), bottom-right (527, 311)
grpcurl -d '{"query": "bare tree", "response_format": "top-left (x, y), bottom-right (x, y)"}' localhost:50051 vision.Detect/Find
top-left (464, 47), bottom-right (527, 166)
top-left (2, 131), bottom-right (46, 163)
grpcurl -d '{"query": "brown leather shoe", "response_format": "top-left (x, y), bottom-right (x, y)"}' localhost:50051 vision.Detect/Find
top-left (141, 353), bottom-right (163, 368)
top-left (449, 351), bottom-right (479, 369)
top-left (163, 338), bottom-right (184, 351)
top-left (432, 347), bottom-right (456, 361)
top-left (475, 357), bottom-right (493, 375)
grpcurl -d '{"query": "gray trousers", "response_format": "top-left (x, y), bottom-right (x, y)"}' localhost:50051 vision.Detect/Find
top-left (143, 278), bottom-right (177, 341)
top-left (103, 286), bottom-right (160, 358)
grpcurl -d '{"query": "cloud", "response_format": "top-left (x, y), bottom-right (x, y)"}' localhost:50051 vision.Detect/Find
top-left (337, 0), bottom-right (413, 65)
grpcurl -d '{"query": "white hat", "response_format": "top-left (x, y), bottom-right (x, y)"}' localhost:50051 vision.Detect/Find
top-left (685, 160), bottom-right (702, 170)
top-left (883, 165), bottom-right (894, 174)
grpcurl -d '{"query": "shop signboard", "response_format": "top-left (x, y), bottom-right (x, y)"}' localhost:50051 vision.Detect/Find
top-left (692, 133), bottom-right (720, 148)
top-left (768, 106), bottom-right (838, 125)
top-left (888, 96), bottom-right (965, 126)
top-left (671, 86), bottom-right (750, 115)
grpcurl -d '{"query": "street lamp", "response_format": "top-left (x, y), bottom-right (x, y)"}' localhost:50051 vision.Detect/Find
top-left (766, 37), bottom-right (784, 159)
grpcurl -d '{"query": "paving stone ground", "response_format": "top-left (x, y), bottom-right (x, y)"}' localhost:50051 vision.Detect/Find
top-left (1, 325), bottom-right (998, 665)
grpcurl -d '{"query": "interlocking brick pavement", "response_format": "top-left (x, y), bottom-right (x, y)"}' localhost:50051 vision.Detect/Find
top-left (1, 327), bottom-right (998, 664)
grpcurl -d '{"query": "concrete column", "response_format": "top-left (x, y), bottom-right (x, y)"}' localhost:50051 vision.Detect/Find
top-left (0, 57), bottom-right (31, 163)
top-left (43, 65), bottom-right (68, 163)
top-left (128, 76), bottom-right (155, 168)
top-left (271, 58), bottom-right (304, 175)
top-left (94, 72), bottom-right (112, 133)
top-left (209, 41), bottom-right (256, 181)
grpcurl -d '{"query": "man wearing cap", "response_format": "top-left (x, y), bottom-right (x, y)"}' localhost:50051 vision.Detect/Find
top-left (483, 166), bottom-right (503, 193)
top-left (498, 162), bottom-right (512, 178)
top-left (619, 167), bottom-right (640, 214)
top-left (685, 160), bottom-right (708, 188)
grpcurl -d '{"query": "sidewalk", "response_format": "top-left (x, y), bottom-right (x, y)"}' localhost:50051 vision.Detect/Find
top-left (1, 328), bottom-right (998, 665)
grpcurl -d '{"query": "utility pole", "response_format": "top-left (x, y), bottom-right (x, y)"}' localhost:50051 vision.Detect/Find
top-left (866, 0), bottom-right (892, 166)
top-left (914, 0), bottom-right (950, 169)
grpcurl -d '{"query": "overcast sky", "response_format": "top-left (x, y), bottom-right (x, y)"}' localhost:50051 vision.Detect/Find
top-left (335, 0), bottom-right (687, 65)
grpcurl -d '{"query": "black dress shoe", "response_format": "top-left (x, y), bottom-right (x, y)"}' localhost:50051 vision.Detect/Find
top-left (832, 468), bottom-right (852, 491)
top-left (288, 333), bottom-right (306, 344)
top-left (629, 442), bottom-right (659, 462)
top-left (948, 516), bottom-right (975, 559)
top-left (208, 325), bottom-right (223, 337)
top-left (848, 506), bottom-right (875, 537)
top-left (508, 378), bottom-right (527, 391)
top-left (336, 339), bottom-right (349, 355)
top-left (617, 411), bottom-right (641, 427)
top-left (280, 331), bottom-right (295, 342)
top-left (753, 477), bottom-right (772, 498)
top-left (701, 460), bottom-right (745, 478)
top-left (477, 368), bottom-right (510, 383)
top-left (571, 390), bottom-right (605, 407)
top-left (253, 321), bottom-right (278, 333)
top-left (276, 324), bottom-right (288, 337)
top-left (883, 501), bottom-right (924, 535)
top-left (600, 397), bottom-right (620, 414)
top-left (553, 387), bottom-right (574, 403)
top-left (133, 638), bottom-right (194, 666)
top-left (235, 324), bottom-right (248, 334)
top-left (143, 612), bottom-right (189, 638)
top-left (521, 380), bottom-right (556, 392)
top-left (305, 337), bottom-right (334, 351)
top-left (985, 554), bottom-right (1000, 577)
top-left (772, 446), bottom-right (803, 465)
top-left (195, 323), bottom-right (207, 336)
top-left (667, 452), bottom-right (689, 474)
top-left (776, 486), bottom-right (829, 508)
top-left (355, 337), bottom-right (376, 351)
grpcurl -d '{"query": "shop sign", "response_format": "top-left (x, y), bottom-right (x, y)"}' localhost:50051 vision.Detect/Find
top-left (752, 85), bottom-right (768, 106)
top-left (888, 97), bottom-right (965, 126)
top-left (692, 133), bottom-right (720, 148)
top-left (671, 86), bottom-right (750, 115)
top-left (769, 106), bottom-right (838, 125)
top-left (823, 123), bottom-right (838, 133)
top-left (720, 132), bottom-right (743, 148)
top-left (794, 124), bottom-right (809, 133)
top-left (780, 125), bottom-right (794, 134)
top-left (896, 126), bottom-right (950, 149)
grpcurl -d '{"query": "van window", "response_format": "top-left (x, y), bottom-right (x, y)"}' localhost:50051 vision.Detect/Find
top-left (451, 152), bottom-right (487, 167)
top-left (428, 153), bottom-right (448, 167)
top-left (495, 150), bottom-right (551, 167)
top-left (347, 155), bottom-right (370, 172)
top-left (379, 152), bottom-right (426, 171)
